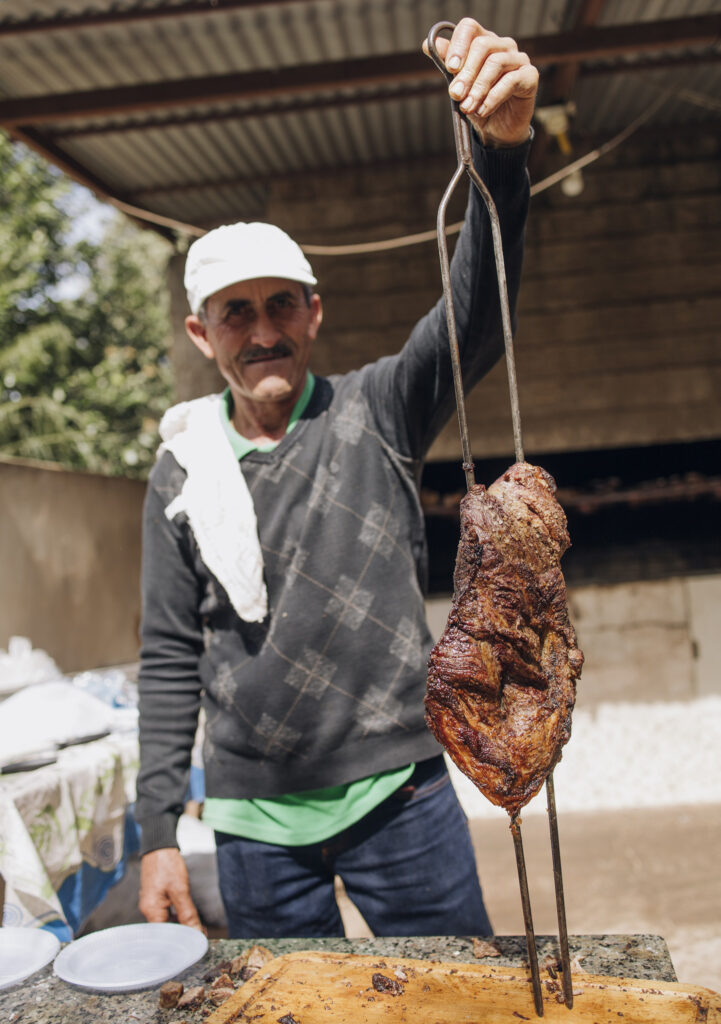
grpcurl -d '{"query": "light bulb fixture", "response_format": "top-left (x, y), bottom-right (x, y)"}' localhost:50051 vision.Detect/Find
top-left (560, 168), bottom-right (585, 197)
top-left (534, 102), bottom-right (584, 196)
top-left (534, 103), bottom-right (572, 136)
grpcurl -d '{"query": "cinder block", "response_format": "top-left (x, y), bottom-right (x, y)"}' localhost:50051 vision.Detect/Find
top-left (575, 621), bottom-right (693, 708)
top-left (568, 578), bottom-right (687, 631)
top-left (569, 579), bottom-right (694, 706)
top-left (686, 575), bottom-right (721, 697)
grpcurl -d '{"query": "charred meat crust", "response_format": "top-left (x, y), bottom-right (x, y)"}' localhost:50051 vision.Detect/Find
top-left (425, 462), bottom-right (583, 817)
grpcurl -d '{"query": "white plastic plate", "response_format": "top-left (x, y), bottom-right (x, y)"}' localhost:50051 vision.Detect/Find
top-left (53, 922), bottom-right (208, 992)
top-left (0, 927), bottom-right (61, 990)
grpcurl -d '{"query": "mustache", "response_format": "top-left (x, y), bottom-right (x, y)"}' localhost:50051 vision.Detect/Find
top-left (240, 341), bottom-right (294, 363)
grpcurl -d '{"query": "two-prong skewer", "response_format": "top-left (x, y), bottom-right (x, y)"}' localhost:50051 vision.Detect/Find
top-left (426, 21), bottom-right (574, 1016)
top-left (510, 774), bottom-right (574, 1016)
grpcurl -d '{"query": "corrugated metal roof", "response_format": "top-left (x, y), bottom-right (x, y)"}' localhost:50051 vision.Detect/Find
top-left (574, 65), bottom-right (721, 135)
top-left (1, 0), bottom-right (719, 231)
top-left (0, 0), bottom-right (572, 93)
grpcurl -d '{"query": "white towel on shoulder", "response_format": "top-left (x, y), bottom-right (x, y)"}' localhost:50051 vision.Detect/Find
top-left (158, 394), bottom-right (267, 623)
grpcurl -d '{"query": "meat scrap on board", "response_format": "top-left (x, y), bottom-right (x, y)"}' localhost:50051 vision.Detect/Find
top-left (425, 462), bottom-right (584, 818)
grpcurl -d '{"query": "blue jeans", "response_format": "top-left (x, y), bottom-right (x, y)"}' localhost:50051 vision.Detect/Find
top-left (215, 756), bottom-right (492, 938)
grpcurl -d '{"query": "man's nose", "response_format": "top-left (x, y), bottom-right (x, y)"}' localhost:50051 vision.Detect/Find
top-left (250, 310), bottom-right (282, 346)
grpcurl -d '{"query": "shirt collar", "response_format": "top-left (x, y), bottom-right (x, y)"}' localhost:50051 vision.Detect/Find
top-left (220, 371), bottom-right (315, 460)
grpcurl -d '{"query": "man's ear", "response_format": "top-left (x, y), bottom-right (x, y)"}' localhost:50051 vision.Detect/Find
top-left (185, 314), bottom-right (215, 360)
top-left (308, 294), bottom-right (323, 340)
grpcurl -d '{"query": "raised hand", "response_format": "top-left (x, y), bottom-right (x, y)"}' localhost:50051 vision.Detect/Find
top-left (426, 18), bottom-right (538, 148)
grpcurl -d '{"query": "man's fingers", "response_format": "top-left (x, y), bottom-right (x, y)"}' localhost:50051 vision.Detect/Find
top-left (139, 879), bottom-right (203, 930)
top-left (421, 34), bottom-right (446, 61)
top-left (453, 42), bottom-right (522, 111)
top-left (472, 65), bottom-right (539, 120)
top-left (139, 847), bottom-right (203, 930)
top-left (448, 33), bottom-right (499, 98)
top-left (423, 20), bottom-right (537, 127)
top-left (169, 885), bottom-right (204, 931)
top-left (445, 17), bottom-right (488, 72)
top-left (138, 889), bottom-right (171, 922)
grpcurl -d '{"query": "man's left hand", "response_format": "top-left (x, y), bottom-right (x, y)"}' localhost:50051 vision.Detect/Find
top-left (424, 18), bottom-right (539, 148)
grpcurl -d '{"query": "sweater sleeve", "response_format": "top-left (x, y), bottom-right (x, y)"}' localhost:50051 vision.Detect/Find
top-left (363, 130), bottom-right (532, 461)
top-left (135, 453), bottom-right (205, 854)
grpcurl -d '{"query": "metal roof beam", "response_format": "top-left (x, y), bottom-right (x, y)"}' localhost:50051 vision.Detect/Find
top-left (545, 0), bottom-right (608, 102)
top-left (1, 13), bottom-right (719, 128)
top-left (0, 52), bottom-right (432, 126)
top-left (581, 49), bottom-right (721, 76)
top-left (46, 51), bottom-right (721, 141)
top-left (525, 13), bottom-right (721, 63)
top-left (6, 124), bottom-right (176, 239)
top-left (0, 0), bottom-right (315, 35)
top-left (50, 82), bottom-right (442, 139)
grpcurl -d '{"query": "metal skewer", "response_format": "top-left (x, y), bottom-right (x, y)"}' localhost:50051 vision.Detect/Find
top-left (510, 815), bottom-right (544, 1016)
top-left (427, 21), bottom-right (524, 473)
top-left (546, 774), bottom-right (574, 1007)
top-left (426, 22), bottom-right (573, 1016)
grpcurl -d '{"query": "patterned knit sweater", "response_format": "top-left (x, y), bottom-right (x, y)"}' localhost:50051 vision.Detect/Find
top-left (136, 135), bottom-right (532, 854)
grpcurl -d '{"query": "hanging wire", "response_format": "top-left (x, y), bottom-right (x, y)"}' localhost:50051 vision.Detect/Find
top-left (90, 87), bottom-right (705, 243)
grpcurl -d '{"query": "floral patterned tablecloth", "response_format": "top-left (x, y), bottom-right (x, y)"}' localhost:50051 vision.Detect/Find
top-left (0, 731), bottom-right (139, 940)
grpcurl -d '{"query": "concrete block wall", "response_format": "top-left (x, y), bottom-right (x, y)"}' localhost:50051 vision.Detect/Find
top-left (426, 573), bottom-right (721, 710)
top-left (259, 123), bottom-right (719, 462)
top-left (0, 458), bottom-right (145, 673)
top-left (169, 124), bottom-right (721, 463)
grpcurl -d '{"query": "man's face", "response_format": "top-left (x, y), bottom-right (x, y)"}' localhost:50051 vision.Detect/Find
top-left (185, 277), bottom-right (322, 407)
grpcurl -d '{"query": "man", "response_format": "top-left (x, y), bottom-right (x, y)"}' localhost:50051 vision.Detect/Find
top-left (136, 18), bottom-right (538, 937)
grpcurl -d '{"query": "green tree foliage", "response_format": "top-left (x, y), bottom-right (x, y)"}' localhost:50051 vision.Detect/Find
top-left (0, 131), bottom-right (174, 478)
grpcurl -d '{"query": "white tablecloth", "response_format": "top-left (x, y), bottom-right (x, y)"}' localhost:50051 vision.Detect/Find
top-left (0, 732), bottom-right (139, 937)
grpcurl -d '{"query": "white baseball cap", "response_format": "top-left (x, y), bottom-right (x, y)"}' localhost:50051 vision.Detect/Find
top-left (184, 222), bottom-right (317, 314)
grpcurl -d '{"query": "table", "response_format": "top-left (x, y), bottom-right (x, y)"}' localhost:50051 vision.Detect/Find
top-left (0, 933), bottom-right (678, 1023)
top-left (0, 732), bottom-right (139, 941)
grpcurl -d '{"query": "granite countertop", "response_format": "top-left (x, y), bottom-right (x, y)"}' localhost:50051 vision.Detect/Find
top-left (0, 933), bottom-right (676, 1024)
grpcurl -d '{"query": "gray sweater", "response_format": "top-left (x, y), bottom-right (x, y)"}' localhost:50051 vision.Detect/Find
top-left (136, 135), bottom-right (532, 855)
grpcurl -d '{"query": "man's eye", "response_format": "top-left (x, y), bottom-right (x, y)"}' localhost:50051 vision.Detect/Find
top-left (269, 296), bottom-right (296, 315)
top-left (225, 307), bottom-right (254, 326)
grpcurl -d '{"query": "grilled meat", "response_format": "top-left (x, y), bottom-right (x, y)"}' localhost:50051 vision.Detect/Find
top-left (425, 462), bottom-right (583, 817)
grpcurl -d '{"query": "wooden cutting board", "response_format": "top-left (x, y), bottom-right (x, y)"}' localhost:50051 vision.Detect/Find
top-left (205, 950), bottom-right (721, 1023)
